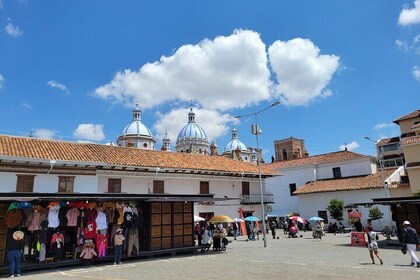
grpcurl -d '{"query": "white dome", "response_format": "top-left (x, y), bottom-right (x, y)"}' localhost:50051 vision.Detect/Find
top-left (175, 107), bottom-right (209, 154)
top-left (117, 103), bottom-right (155, 149)
top-left (223, 127), bottom-right (247, 152)
top-left (119, 121), bottom-right (153, 137)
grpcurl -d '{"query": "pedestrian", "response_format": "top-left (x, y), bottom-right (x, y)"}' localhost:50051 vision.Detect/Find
top-left (354, 218), bottom-right (363, 232)
top-left (282, 220), bottom-right (288, 235)
top-left (113, 228), bottom-right (125, 265)
top-left (366, 228), bottom-right (383, 265)
top-left (7, 230), bottom-right (24, 278)
top-left (401, 220), bottom-right (420, 267)
top-left (201, 226), bottom-right (211, 252)
top-left (365, 219), bottom-right (373, 244)
top-left (270, 221), bottom-right (276, 239)
top-left (315, 221), bottom-right (323, 241)
top-left (232, 222), bottom-right (238, 240)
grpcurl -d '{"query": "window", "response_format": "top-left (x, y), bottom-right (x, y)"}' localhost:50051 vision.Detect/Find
top-left (289, 183), bottom-right (297, 196)
top-left (332, 167), bottom-right (342, 178)
top-left (108, 178), bottom-right (121, 193)
top-left (16, 175), bottom-right (35, 192)
top-left (318, 211), bottom-right (328, 224)
top-left (242, 182), bottom-right (250, 195)
top-left (58, 176), bottom-right (75, 193)
top-left (153, 180), bottom-right (164, 193)
top-left (200, 181), bottom-right (209, 194)
top-left (143, 143), bottom-right (148, 148)
top-left (282, 149), bottom-right (288, 160)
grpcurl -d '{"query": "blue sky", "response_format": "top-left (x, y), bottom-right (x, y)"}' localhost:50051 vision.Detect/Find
top-left (0, 1), bottom-right (419, 161)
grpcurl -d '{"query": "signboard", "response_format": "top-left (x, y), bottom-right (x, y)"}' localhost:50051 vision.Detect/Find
top-left (351, 232), bottom-right (366, 247)
top-left (348, 211), bottom-right (362, 218)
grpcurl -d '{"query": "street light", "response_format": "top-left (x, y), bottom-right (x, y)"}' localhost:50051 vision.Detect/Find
top-left (364, 136), bottom-right (393, 239)
top-left (235, 101), bottom-right (280, 248)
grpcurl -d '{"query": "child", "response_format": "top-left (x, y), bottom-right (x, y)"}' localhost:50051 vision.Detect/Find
top-left (80, 239), bottom-right (97, 264)
top-left (113, 228), bottom-right (125, 265)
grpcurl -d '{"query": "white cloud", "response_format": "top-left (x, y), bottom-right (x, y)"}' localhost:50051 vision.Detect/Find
top-left (0, 74), bottom-right (4, 90)
top-left (21, 102), bottom-right (32, 109)
top-left (395, 37), bottom-right (420, 54)
top-left (5, 20), bottom-right (23, 37)
top-left (94, 29), bottom-right (272, 111)
top-left (399, 0), bottom-right (420, 26)
top-left (268, 38), bottom-right (340, 106)
top-left (412, 65), bottom-right (420, 81)
top-left (46, 80), bottom-right (70, 95)
top-left (339, 141), bottom-right (359, 151)
top-left (73, 124), bottom-right (105, 141)
top-left (33, 129), bottom-right (55, 139)
top-left (153, 107), bottom-right (238, 144)
top-left (374, 123), bottom-right (396, 130)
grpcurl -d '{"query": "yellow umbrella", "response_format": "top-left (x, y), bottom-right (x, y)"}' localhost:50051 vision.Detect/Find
top-left (209, 215), bottom-right (234, 223)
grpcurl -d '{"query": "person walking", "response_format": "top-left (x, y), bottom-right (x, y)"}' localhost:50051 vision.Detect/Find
top-left (401, 220), bottom-right (420, 267)
top-left (7, 230), bottom-right (25, 278)
top-left (366, 228), bottom-right (383, 265)
top-left (113, 228), bottom-right (125, 265)
top-left (232, 222), bottom-right (238, 240)
top-left (270, 221), bottom-right (277, 239)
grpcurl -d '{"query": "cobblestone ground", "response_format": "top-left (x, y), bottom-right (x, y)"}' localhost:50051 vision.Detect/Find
top-left (11, 231), bottom-right (420, 280)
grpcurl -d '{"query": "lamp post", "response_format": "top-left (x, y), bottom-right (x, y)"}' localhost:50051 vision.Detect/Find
top-left (364, 136), bottom-right (392, 240)
top-left (235, 101), bottom-right (280, 248)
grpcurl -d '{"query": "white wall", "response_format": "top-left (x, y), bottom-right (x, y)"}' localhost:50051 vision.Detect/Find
top-left (1, 170), bottom-right (265, 220)
top-left (297, 189), bottom-right (393, 230)
top-left (266, 158), bottom-right (376, 218)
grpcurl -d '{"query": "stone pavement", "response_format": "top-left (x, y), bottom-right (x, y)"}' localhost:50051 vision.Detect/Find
top-left (10, 231), bottom-right (420, 280)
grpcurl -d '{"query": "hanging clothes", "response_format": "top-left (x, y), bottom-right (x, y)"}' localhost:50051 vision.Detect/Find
top-left (115, 204), bottom-right (124, 225)
top-left (66, 207), bottom-right (79, 227)
top-left (28, 210), bottom-right (41, 232)
top-left (51, 233), bottom-right (65, 260)
top-left (127, 229), bottom-right (140, 257)
top-left (47, 204), bottom-right (61, 228)
top-left (104, 208), bottom-right (115, 225)
top-left (5, 209), bottom-right (22, 228)
top-left (96, 234), bottom-right (108, 258)
top-left (58, 206), bottom-right (68, 227)
top-left (86, 208), bottom-right (98, 223)
top-left (83, 222), bottom-right (97, 239)
top-left (80, 240), bottom-right (97, 260)
top-left (96, 211), bottom-right (107, 233)
top-left (77, 209), bottom-right (87, 228)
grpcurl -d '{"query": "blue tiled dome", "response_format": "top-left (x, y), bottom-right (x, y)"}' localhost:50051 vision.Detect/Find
top-left (118, 103), bottom-right (153, 137)
top-left (176, 108), bottom-right (208, 141)
top-left (223, 127), bottom-right (247, 152)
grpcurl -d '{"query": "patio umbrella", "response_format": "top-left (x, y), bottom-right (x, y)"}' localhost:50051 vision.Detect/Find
top-left (289, 216), bottom-right (307, 224)
top-left (209, 215), bottom-right (234, 223)
top-left (308, 216), bottom-right (324, 222)
top-left (194, 215), bottom-right (205, 222)
top-left (233, 217), bottom-right (244, 222)
top-left (244, 216), bottom-right (260, 222)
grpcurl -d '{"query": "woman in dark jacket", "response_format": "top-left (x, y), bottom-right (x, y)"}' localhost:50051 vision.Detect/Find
top-left (7, 230), bottom-right (25, 277)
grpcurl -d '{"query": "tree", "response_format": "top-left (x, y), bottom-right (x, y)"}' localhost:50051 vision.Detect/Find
top-left (368, 206), bottom-right (384, 221)
top-left (326, 199), bottom-right (344, 221)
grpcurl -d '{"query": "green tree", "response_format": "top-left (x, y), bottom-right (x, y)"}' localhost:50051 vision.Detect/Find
top-left (326, 199), bottom-right (344, 221)
top-left (368, 206), bottom-right (384, 227)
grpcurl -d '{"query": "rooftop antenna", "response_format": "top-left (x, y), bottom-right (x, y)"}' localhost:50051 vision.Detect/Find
top-left (344, 142), bottom-right (348, 151)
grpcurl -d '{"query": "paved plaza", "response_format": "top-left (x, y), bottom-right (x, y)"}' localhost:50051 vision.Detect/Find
top-left (9, 231), bottom-right (420, 280)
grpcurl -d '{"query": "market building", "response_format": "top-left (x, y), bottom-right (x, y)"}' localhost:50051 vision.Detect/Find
top-left (0, 134), bottom-right (276, 272)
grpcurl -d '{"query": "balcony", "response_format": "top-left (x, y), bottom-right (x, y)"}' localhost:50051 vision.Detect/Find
top-left (240, 194), bottom-right (274, 204)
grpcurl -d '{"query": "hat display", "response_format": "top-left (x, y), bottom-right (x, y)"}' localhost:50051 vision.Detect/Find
top-left (403, 220), bottom-right (411, 225)
top-left (13, 230), bottom-right (24, 240)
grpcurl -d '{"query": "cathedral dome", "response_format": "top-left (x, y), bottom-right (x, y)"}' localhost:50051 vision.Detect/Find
top-left (223, 127), bottom-right (247, 152)
top-left (176, 107), bottom-right (209, 154)
top-left (117, 103), bottom-right (155, 149)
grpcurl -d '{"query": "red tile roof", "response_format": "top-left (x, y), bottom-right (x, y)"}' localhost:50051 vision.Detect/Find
top-left (378, 137), bottom-right (400, 146)
top-left (266, 150), bottom-right (369, 170)
top-left (401, 136), bottom-right (420, 145)
top-left (393, 110), bottom-right (420, 124)
top-left (0, 135), bottom-right (276, 176)
top-left (294, 169), bottom-right (396, 195)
